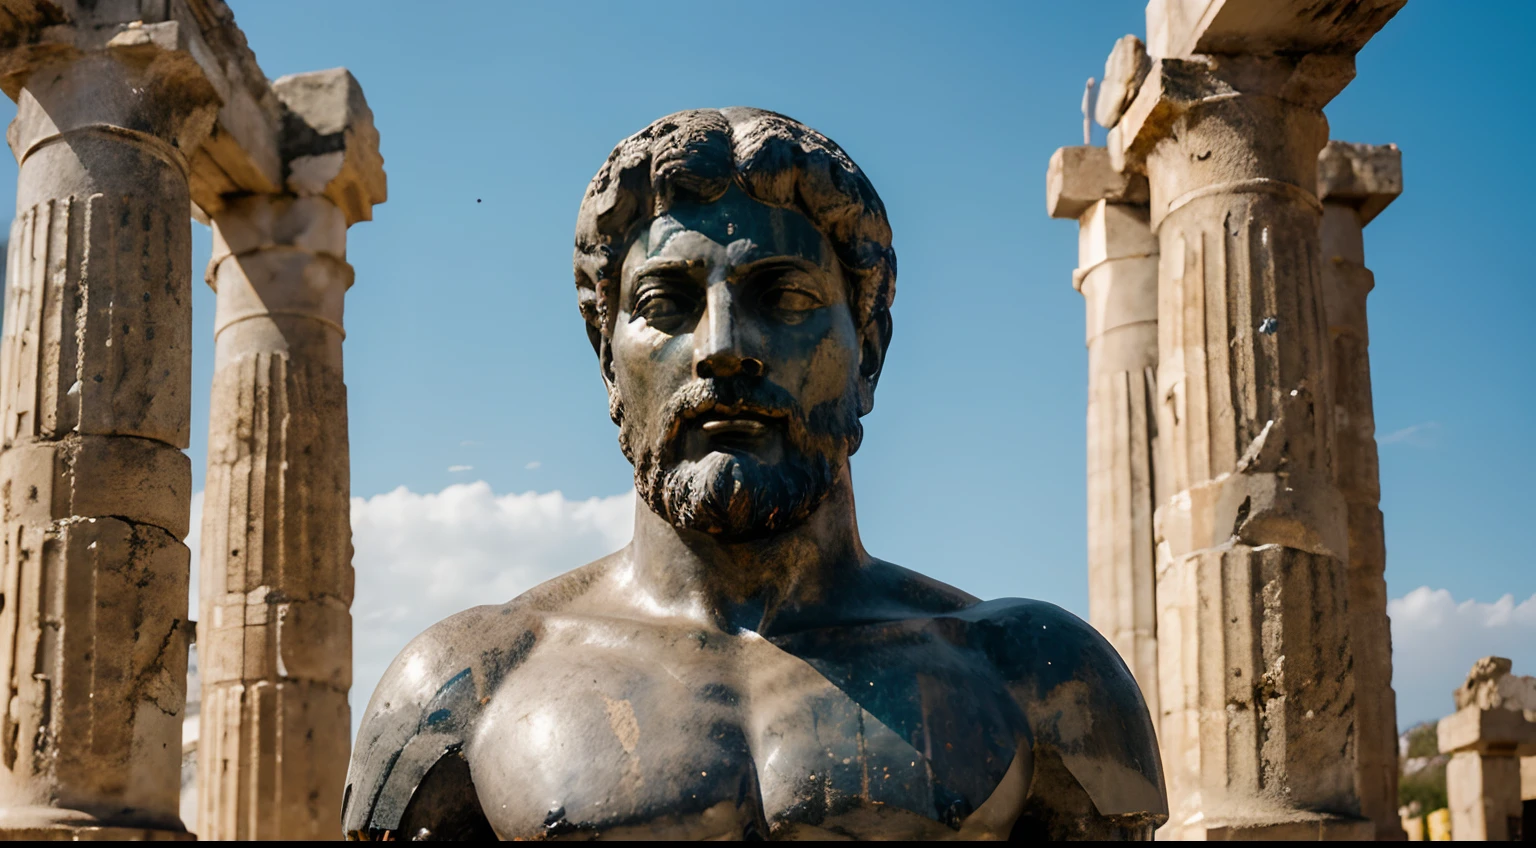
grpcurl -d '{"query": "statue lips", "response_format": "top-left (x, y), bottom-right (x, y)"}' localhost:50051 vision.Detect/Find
top-left (696, 410), bottom-right (785, 452)
top-left (667, 388), bottom-right (797, 459)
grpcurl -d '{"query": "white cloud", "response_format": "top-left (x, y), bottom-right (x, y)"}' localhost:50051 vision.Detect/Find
top-left (186, 482), bottom-right (634, 738)
top-left (1389, 587), bottom-right (1536, 725)
top-left (349, 483), bottom-right (633, 731)
top-left (446, 464), bottom-right (473, 472)
top-left (1378, 421), bottom-right (1440, 447)
top-left (525, 460), bottom-right (541, 470)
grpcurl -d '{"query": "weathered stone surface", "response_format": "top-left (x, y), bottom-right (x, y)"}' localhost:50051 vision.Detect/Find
top-left (1095, 35), bottom-right (1150, 129)
top-left (0, 517), bottom-right (190, 834)
top-left (1156, 544), bottom-right (1364, 835)
top-left (1129, 45), bottom-right (1376, 839)
top-left (1111, 53), bottom-right (1355, 177)
top-left (199, 680), bottom-right (350, 840)
top-left (0, 1), bottom-right (284, 220)
top-left (1453, 656), bottom-right (1536, 714)
top-left (197, 219), bottom-right (356, 839)
top-left (0, 6), bottom-right (229, 834)
top-left (1446, 752), bottom-right (1524, 841)
top-left (1059, 2), bottom-right (1405, 840)
top-left (1317, 139), bottom-right (1403, 841)
top-left (272, 68), bottom-right (387, 225)
top-left (1049, 148), bottom-right (1161, 730)
top-left (4, 166), bottom-right (195, 448)
top-left (196, 68), bottom-right (382, 840)
top-left (1319, 140), bottom-right (1402, 225)
top-left (0, 435), bottom-right (192, 538)
top-left (1046, 146), bottom-right (1147, 220)
top-left (1439, 707), bottom-right (1536, 757)
top-left (1144, 0), bottom-right (1406, 59)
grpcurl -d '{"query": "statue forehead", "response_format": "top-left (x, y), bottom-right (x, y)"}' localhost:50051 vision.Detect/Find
top-left (626, 187), bottom-right (831, 268)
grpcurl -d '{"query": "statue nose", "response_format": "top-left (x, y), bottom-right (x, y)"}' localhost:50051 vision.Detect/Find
top-left (697, 354), bottom-right (764, 380)
top-left (695, 284), bottom-right (766, 380)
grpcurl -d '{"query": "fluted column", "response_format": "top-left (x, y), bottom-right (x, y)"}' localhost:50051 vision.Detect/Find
top-left (0, 16), bottom-right (218, 839)
top-left (197, 69), bottom-right (384, 841)
top-left (1317, 139), bottom-right (1403, 842)
top-left (1046, 146), bottom-right (1161, 723)
top-left (1118, 52), bottom-right (1369, 839)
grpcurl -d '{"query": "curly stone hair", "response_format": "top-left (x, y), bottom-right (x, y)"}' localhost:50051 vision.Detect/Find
top-left (572, 107), bottom-right (896, 346)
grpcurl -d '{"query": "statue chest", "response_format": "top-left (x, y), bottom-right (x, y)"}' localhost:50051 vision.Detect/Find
top-left (465, 620), bottom-right (1027, 839)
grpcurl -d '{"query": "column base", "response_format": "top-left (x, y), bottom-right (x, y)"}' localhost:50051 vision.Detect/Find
top-left (0, 807), bottom-right (192, 841)
top-left (1161, 812), bottom-right (1373, 841)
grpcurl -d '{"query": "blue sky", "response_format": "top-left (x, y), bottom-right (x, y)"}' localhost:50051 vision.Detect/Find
top-left (3, 1), bottom-right (1531, 728)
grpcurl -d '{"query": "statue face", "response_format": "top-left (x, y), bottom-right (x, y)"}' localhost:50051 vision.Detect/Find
top-left (609, 185), bottom-right (865, 541)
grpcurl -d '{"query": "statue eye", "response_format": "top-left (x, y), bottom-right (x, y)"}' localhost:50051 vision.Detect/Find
top-left (634, 289), bottom-right (694, 330)
top-left (762, 287), bottom-right (821, 315)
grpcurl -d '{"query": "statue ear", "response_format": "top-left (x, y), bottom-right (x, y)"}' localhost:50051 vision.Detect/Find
top-left (857, 308), bottom-right (892, 415)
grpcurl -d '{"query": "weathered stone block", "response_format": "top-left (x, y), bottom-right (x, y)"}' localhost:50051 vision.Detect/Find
top-left (1439, 706), bottom-right (1536, 756)
top-left (0, 517), bottom-right (189, 829)
top-left (210, 194), bottom-right (348, 263)
top-left (210, 246), bottom-right (352, 337)
top-left (2, 182), bottom-right (194, 448)
top-left (1156, 543), bottom-right (1357, 821)
top-left (1095, 35), bottom-right (1150, 129)
top-left (0, 436), bottom-right (191, 537)
top-left (1318, 141), bottom-right (1402, 225)
top-left (1447, 751), bottom-right (1524, 841)
top-left (1046, 146), bottom-right (1147, 220)
top-left (197, 680), bottom-right (348, 840)
top-left (275, 598), bottom-right (352, 688)
top-left (1077, 200), bottom-right (1157, 279)
top-left (272, 68), bottom-right (387, 225)
top-left (1145, 0), bottom-right (1405, 59)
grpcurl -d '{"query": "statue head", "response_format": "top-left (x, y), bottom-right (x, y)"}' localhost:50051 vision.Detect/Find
top-left (574, 108), bottom-right (895, 541)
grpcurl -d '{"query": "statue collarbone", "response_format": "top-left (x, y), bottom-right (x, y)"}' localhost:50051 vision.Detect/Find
top-left (346, 108), bottom-right (1165, 841)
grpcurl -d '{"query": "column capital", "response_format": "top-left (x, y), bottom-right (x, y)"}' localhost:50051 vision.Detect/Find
top-left (1437, 706), bottom-right (1536, 756)
top-left (1318, 140), bottom-right (1401, 224)
top-left (273, 68), bottom-right (387, 226)
top-left (0, 2), bottom-right (285, 209)
top-left (1111, 54), bottom-right (1351, 177)
top-left (1046, 145), bottom-right (1147, 220)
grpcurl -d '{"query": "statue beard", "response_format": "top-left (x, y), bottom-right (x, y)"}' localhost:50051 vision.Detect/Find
top-left (616, 376), bottom-right (863, 542)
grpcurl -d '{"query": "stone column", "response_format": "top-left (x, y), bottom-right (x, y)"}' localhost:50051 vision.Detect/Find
top-left (1114, 46), bottom-right (1384, 840)
top-left (1046, 146), bottom-right (1161, 722)
top-left (1439, 705), bottom-right (1536, 841)
top-left (197, 69), bottom-right (384, 841)
top-left (1317, 139), bottom-right (1404, 842)
top-left (0, 17), bottom-right (218, 839)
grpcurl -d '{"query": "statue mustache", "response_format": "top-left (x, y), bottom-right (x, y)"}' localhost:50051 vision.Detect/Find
top-left (655, 377), bottom-right (811, 458)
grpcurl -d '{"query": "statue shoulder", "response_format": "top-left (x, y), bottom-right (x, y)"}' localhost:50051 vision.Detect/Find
top-left (343, 602), bottom-right (538, 839)
top-left (957, 598), bottom-right (1167, 832)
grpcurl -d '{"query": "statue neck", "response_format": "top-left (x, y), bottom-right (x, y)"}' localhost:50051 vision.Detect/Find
top-left (624, 460), bottom-right (870, 635)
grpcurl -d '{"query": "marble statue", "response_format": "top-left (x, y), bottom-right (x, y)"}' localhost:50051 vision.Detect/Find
top-left (342, 108), bottom-right (1165, 840)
